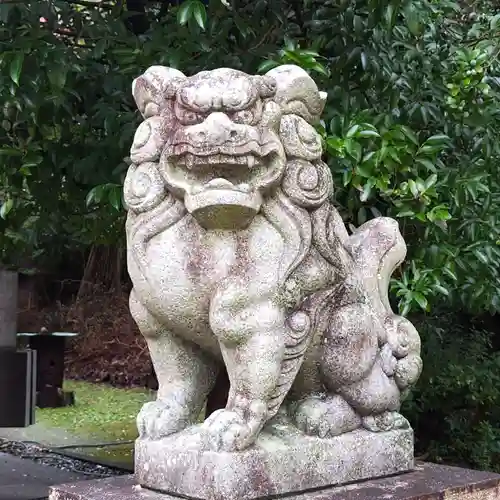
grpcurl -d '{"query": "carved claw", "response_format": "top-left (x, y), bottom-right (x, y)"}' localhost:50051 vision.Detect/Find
top-left (201, 409), bottom-right (254, 452)
top-left (201, 398), bottom-right (267, 452)
top-left (379, 343), bottom-right (398, 377)
top-left (292, 395), bottom-right (361, 438)
top-left (137, 399), bottom-right (191, 440)
top-left (362, 411), bottom-right (409, 433)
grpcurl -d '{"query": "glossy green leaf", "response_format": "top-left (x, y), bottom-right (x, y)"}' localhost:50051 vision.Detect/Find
top-left (0, 198), bottom-right (13, 219)
top-left (413, 292), bottom-right (429, 311)
top-left (358, 129), bottom-right (380, 138)
top-left (408, 179), bottom-right (419, 198)
top-left (108, 187), bottom-right (122, 211)
top-left (9, 52), bottom-right (23, 85)
top-left (473, 249), bottom-right (488, 265)
top-left (346, 125), bottom-right (360, 138)
top-left (257, 60), bottom-right (279, 73)
top-left (177, 1), bottom-right (193, 25)
top-left (192, 1), bottom-right (207, 30)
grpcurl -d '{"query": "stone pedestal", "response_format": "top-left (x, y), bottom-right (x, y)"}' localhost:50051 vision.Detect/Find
top-left (120, 62), bottom-right (427, 500)
top-left (49, 463), bottom-right (500, 500)
top-left (135, 423), bottom-right (413, 500)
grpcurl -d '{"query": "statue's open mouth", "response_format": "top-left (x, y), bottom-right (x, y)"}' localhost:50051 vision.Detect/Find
top-left (175, 153), bottom-right (261, 170)
top-left (191, 178), bottom-right (252, 195)
top-left (161, 140), bottom-right (286, 230)
top-left (170, 148), bottom-right (276, 199)
top-left (170, 140), bottom-right (278, 170)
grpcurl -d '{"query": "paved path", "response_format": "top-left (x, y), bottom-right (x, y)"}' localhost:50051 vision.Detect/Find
top-left (0, 452), bottom-right (90, 500)
top-left (0, 422), bottom-right (135, 471)
top-left (0, 423), bottom-right (102, 448)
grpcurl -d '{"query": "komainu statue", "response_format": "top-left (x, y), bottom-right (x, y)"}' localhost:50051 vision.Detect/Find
top-left (125, 64), bottom-right (423, 500)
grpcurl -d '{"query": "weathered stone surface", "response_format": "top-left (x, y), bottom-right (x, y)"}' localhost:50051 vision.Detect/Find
top-left (136, 422), bottom-right (413, 500)
top-left (49, 463), bottom-right (500, 500)
top-left (125, 62), bottom-right (423, 494)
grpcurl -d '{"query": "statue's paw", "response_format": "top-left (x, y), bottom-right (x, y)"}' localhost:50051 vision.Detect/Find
top-left (137, 400), bottom-right (189, 440)
top-left (292, 395), bottom-right (361, 438)
top-left (201, 409), bottom-right (255, 452)
top-left (362, 411), bottom-right (409, 432)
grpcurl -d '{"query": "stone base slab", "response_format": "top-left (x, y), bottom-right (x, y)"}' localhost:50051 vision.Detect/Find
top-left (49, 463), bottom-right (500, 500)
top-left (134, 422), bottom-right (414, 500)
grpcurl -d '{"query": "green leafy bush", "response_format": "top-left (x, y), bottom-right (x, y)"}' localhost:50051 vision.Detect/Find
top-left (404, 313), bottom-right (500, 472)
top-left (262, 0), bottom-right (500, 316)
top-left (2, 0), bottom-right (499, 313)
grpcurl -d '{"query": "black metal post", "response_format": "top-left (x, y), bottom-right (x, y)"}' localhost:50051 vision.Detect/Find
top-left (17, 332), bottom-right (78, 408)
top-left (0, 269), bottom-right (36, 427)
top-left (0, 269), bottom-right (18, 349)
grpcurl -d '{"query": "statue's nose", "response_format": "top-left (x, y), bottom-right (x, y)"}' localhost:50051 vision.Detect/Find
top-left (188, 113), bottom-right (242, 146)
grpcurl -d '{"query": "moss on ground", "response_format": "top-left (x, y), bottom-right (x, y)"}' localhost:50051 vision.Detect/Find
top-left (36, 380), bottom-right (155, 467)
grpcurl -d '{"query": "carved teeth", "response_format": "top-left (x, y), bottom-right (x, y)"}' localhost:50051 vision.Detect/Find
top-left (237, 183), bottom-right (251, 193)
top-left (175, 153), bottom-right (259, 169)
top-left (185, 154), bottom-right (194, 169)
top-left (206, 178), bottom-right (235, 189)
top-left (261, 142), bottom-right (276, 157)
top-left (207, 155), bottom-right (220, 164)
top-left (191, 184), bottom-right (204, 195)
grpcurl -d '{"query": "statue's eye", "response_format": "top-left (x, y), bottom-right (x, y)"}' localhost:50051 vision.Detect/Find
top-left (175, 102), bottom-right (204, 125)
top-left (232, 109), bottom-right (254, 124)
top-left (182, 111), bottom-right (204, 125)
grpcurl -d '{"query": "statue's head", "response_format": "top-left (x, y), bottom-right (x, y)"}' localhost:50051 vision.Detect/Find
top-left (129, 65), bottom-right (327, 230)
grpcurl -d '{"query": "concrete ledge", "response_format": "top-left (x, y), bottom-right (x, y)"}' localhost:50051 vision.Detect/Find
top-left (49, 463), bottom-right (500, 500)
top-left (135, 424), bottom-right (414, 500)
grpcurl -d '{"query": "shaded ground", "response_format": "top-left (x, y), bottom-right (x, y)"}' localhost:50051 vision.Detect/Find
top-left (0, 381), bottom-right (154, 469)
top-left (0, 451), bottom-right (103, 500)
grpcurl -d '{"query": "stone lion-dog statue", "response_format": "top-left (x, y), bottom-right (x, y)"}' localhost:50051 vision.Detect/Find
top-left (124, 63), bottom-right (423, 498)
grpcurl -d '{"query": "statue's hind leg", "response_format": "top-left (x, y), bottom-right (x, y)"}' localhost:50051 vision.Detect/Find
top-left (290, 303), bottom-right (395, 437)
top-left (289, 331), bottom-right (362, 438)
top-left (319, 303), bottom-right (408, 434)
top-left (130, 290), bottom-right (218, 440)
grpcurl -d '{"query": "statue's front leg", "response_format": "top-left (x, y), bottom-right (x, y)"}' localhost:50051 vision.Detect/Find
top-left (204, 279), bottom-right (285, 452)
top-left (130, 291), bottom-right (218, 440)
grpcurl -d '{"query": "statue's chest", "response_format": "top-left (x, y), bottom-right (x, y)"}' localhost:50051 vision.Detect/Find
top-left (144, 214), bottom-right (283, 309)
top-left (147, 218), bottom-right (238, 293)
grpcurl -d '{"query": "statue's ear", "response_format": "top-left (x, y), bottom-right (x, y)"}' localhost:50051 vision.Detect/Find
top-left (265, 65), bottom-right (326, 123)
top-left (132, 66), bottom-right (187, 119)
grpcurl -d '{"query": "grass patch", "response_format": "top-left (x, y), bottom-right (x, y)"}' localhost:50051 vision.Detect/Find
top-left (81, 442), bottom-right (137, 466)
top-left (35, 380), bottom-right (207, 468)
top-left (36, 380), bottom-right (155, 466)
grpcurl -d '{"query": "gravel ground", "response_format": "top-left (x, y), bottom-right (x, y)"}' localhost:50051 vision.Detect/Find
top-left (0, 438), bottom-right (128, 478)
